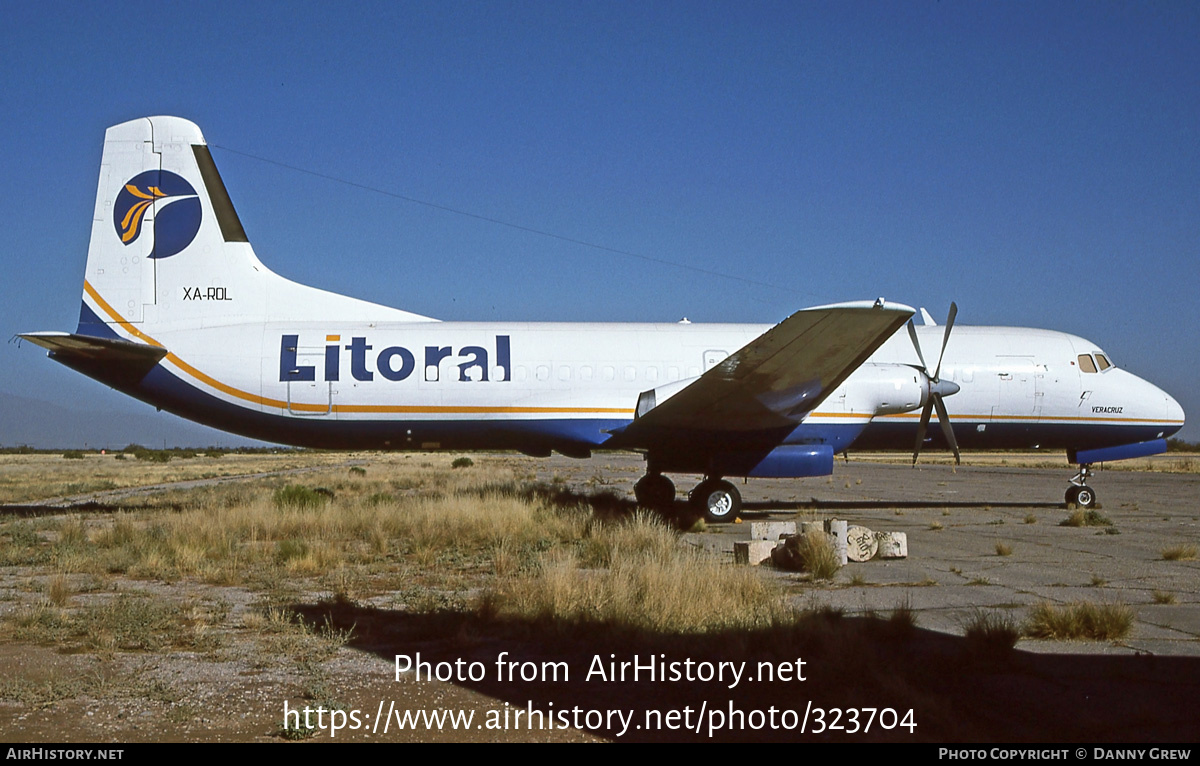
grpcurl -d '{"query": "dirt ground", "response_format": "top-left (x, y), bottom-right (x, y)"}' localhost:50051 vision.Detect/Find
top-left (2, 452), bottom-right (1198, 743)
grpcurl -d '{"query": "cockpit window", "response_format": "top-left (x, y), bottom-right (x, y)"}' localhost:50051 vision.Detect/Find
top-left (1095, 353), bottom-right (1112, 371)
top-left (1077, 354), bottom-right (1097, 373)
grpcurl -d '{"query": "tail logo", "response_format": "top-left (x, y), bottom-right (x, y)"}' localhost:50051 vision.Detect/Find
top-left (113, 170), bottom-right (202, 259)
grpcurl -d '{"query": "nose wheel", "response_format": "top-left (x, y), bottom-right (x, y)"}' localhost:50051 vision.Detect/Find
top-left (1066, 464), bottom-right (1097, 509)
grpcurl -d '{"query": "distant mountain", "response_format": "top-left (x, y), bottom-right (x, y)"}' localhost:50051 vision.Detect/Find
top-left (0, 391), bottom-right (271, 450)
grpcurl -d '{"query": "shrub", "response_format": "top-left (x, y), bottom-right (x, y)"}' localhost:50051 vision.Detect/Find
top-left (1161, 544), bottom-right (1197, 561)
top-left (963, 610), bottom-right (1020, 653)
top-left (273, 485), bottom-right (328, 510)
top-left (1024, 601), bottom-right (1133, 640)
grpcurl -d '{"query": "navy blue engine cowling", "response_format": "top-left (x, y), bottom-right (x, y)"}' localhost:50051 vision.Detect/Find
top-left (710, 445), bottom-right (835, 478)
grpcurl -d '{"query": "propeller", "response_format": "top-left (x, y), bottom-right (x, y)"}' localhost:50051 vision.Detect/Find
top-left (909, 302), bottom-right (962, 465)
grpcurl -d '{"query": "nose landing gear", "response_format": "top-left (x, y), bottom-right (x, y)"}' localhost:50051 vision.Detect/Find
top-left (1066, 464), bottom-right (1097, 509)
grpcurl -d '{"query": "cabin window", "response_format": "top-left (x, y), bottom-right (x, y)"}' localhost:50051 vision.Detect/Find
top-left (514, 365), bottom-right (528, 381)
top-left (624, 366), bottom-right (637, 382)
top-left (558, 365), bottom-right (571, 381)
top-left (667, 366), bottom-right (680, 381)
top-left (580, 365), bottom-right (593, 381)
top-left (1077, 354), bottom-right (1097, 374)
top-left (646, 366), bottom-right (659, 382)
top-left (536, 365), bottom-right (550, 381)
top-left (602, 366), bottom-right (615, 381)
top-left (1095, 354), bottom-right (1112, 371)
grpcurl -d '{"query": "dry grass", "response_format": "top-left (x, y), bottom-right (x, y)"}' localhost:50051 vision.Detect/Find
top-left (10, 594), bottom-right (227, 654)
top-left (793, 530), bottom-right (842, 580)
top-left (480, 550), bottom-right (791, 636)
top-left (1060, 509), bottom-right (1113, 528)
top-left (3, 453), bottom-right (814, 652)
top-left (963, 610), bottom-right (1021, 653)
top-left (1023, 601), bottom-right (1134, 641)
top-left (995, 542), bottom-right (1013, 557)
top-left (1161, 544), bottom-right (1197, 561)
top-left (1151, 591), bottom-right (1177, 605)
top-left (0, 452), bottom-right (354, 504)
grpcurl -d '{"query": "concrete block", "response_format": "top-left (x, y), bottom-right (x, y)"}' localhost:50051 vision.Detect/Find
top-left (799, 521), bottom-right (823, 535)
top-left (748, 521), bottom-right (796, 541)
top-left (875, 531), bottom-right (908, 559)
top-left (735, 540), bottom-right (776, 566)
top-left (824, 518), bottom-right (848, 566)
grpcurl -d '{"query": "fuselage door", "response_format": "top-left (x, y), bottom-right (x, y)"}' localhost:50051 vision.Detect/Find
top-left (703, 350), bottom-right (728, 372)
top-left (285, 345), bottom-right (332, 416)
top-left (993, 355), bottom-right (1040, 424)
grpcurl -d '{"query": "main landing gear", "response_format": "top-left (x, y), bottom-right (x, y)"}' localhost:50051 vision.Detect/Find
top-left (633, 472), bottom-right (743, 523)
top-left (633, 473), bottom-right (676, 510)
top-left (689, 478), bottom-right (742, 523)
top-left (1065, 463), bottom-right (1097, 509)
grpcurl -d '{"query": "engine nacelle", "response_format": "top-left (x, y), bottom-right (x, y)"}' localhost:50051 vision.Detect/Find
top-left (836, 363), bottom-right (927, 416)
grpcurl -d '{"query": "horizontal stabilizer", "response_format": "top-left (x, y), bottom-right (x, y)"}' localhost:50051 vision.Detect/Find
top-left (19, 332), bottom-right (168, 364)
top-left (19, 332), bottom-right (167, 391)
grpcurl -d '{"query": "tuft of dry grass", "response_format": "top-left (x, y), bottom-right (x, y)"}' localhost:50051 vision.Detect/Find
top-left (995, 542), bottom-right (1013, 557)
top-left (1060, 509), bottom-right (1113, 528)
top-left (1151, 591), bottom-right (1177, 605)
top-left (963, 610), bottom-right (1020, 654)
top-left (47, 573), bottom-right (72, 607)
top-left (479, 515), bottom-right (792, 635)
top-left (794, 530), bottom-right (842, 581)
top-left (1023, 601), bottom-right (1133, 641)
top-left (1161, 544), bottom-right (1197, 561)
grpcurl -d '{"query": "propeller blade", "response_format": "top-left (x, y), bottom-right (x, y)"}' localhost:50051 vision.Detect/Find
top-left (932, 301), bottom-right (958, 382)
top-left (907, 319), bottom-right (927, 372)
top-left (932, 394), bottom-right (961, 465)
top-left (912, 397), bottom-right (934, 465)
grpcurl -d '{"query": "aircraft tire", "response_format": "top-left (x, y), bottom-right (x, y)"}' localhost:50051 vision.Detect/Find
top-left (1074, 486), bottom-right (1096, 509)
top-left (693, 479), bottom-right (741, 523)
top-left (634, 474), bottom-right (675, 510)
top-left (1065, 485), bottom-right (1097, 509)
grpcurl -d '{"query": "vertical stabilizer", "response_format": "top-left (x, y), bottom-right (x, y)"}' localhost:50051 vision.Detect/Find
top-left (78, 116), bottom-right (431, 340)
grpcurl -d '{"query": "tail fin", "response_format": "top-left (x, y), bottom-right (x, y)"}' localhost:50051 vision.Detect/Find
top-left (78, 116), bottom-right (431, 338)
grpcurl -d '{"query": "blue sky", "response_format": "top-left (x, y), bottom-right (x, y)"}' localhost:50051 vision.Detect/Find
top-left (2, 1), bottom-right (1197, 442)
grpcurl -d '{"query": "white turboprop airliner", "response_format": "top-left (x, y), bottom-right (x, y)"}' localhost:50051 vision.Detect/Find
top-left (21, 117), bottom-right (1185, 521)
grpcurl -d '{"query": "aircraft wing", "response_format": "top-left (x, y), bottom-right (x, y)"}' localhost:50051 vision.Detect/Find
top-left (608, 300), bottom-right (913, 447)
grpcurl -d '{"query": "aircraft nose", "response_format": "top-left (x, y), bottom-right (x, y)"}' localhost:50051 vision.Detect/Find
top-left (1165, 390), bottom-right (1185, 432)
